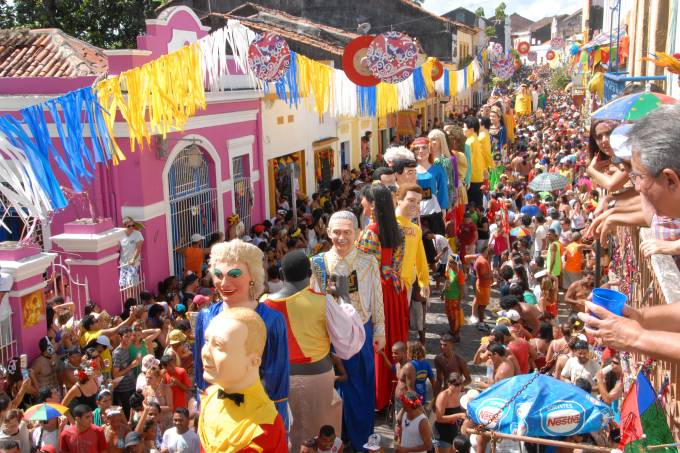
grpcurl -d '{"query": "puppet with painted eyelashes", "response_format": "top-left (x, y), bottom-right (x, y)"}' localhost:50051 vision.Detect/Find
top-left (194, 240), bottom-right (291, 430)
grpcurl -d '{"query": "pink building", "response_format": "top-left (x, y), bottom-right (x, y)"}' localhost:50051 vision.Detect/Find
top-left (0, 7), bottom-right (264, 359)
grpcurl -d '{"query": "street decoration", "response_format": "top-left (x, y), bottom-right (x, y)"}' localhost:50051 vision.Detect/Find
top-left (247, 32), bottom-right (291, 82)
top-left (342, 35), bottom-right (380, 87)
top-left (517, 41), bottom-right (530, 55)
top-left (366, 31), bottom-right (418, 84)
top-left (546, 50), bottom-right (556, 61)
top-left (592, 92), bottom-right (677, 121)
top-left (430, 58), bottom-right (444, 82)
top-left (550, 36), bottom-right (565, 49)
top-left (527, 51), bottom-right (537, 62)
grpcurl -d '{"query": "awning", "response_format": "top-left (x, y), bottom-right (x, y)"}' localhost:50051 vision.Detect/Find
top-left (312, 137), bottom-right (339, 148)
top-left (582, 32), bottom-right (627, 51)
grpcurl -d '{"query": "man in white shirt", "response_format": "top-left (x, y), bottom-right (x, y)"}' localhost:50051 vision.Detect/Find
top-left (161, 408), bottom-right (200, 453)
top-left (560, 340), bottom-right (600, 387)
top-left (533, 215), bottom-right (547, 259)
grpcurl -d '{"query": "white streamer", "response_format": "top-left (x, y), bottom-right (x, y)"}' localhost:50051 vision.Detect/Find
top-left (396, 77), bottom-right (416, 110)
top-left (330, 70), bottom-right (359, 118)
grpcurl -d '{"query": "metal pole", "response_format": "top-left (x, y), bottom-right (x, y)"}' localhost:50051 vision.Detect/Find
top-left (615, 0), bottom-right (621, 71)
top-left (289, 163), bottom-right (298, 227)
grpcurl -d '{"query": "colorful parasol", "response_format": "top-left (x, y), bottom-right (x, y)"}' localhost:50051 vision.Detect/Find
top-left (528, 172), bottom-right (569, 192)
top-left (509, 227), bottom-right (530, 238)
top-left (24, 403), bottom-right (69, 421)
top-left (247, 32), bottom-right (291, 82)
top-left (366, 31), bottom-right (418, 84)
top-left (342, 35), bottom-right (380, 87)
top-left (591, 92), bottom-right (677, 121)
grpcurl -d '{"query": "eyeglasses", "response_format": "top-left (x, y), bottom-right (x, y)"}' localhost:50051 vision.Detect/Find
top-left (628, 171), bottom-right (647, 186)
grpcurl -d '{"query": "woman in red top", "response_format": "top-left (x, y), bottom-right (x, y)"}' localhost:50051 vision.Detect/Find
top-left (356, 184), bottom-right (408, 411)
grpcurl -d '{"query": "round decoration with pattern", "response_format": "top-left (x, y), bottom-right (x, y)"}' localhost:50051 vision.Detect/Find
top-left (527, 51), bottom-right (537, 62)
top-left (247, 32), bottom-right (291, 82)
top-left (546, 50), bottom-right (556, 61)
top-left (491, 58), bottom-right (515, 80)
top-left (489, 42), bottom-right (504, 61)
top-left (366, 31), bottom-right (418, 84)
top-left (342, 35), bottom-right (380, 87)
top-left (550, 36), bottom-right (565, 50)
top-left (431, 59), bottom-right (444, 81)
top-left (517, 41), bottom-right (530, 55)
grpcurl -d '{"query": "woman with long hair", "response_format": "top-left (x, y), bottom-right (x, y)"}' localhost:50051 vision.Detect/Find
top-left (489, 107), bottom-right (507, 164)
top-left (428, 129), bottom-right (458, 211)
top-left (529, 321), bottom-right (554, 371)
top-left (586, 120), bottom-right (629, 192)
top-left (356, 184), bottom-right (408, 411)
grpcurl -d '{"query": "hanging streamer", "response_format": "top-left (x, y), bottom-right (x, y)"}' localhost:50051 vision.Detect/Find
top-left (274, 52), bottom-right (301, 107)
top-left (443, 69), bottom-right (450, 97)
top-left (450, 70), bottom-right (458, 97)
top-left (376, 83), bottom-right (398, 118)
top-left (421, 58), bottom-right (436, 95)
top-left (467, 63), bottom-right (474, 89)
top-left (412, 68), bottom-right (427, 101)
top-left (331, 70), bottom-right (360, 118)
top-left (357, 85), bottom-right (377, 117)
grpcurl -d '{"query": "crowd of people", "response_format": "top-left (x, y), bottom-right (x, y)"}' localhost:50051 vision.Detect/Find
top-left (2, 61), bottom-right (680, 453)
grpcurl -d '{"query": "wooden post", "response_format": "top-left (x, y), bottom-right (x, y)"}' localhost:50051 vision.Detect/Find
top-left (478, 430), bottom-right (615, 452)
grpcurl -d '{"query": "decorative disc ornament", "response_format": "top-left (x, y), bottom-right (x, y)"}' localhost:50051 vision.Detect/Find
top-left (247, 32), bottom-right (291, 82)
top-left (366, 31), bottom-right (418, 84)
top-left (517, 41), bottom-right (530, 55)
top-left (550, 36), bottom-right (565, 49)
top-left (527, 51), bottom-right (537, 62)
top-left (488, 42), bottom-right (504, 62)
top-left (491, 58), bottom-right (515, 80)
top-left (431, 59), bottom-right (444, 81)
top-left (546, 50), bottom-right (556, 61)
top-left (342, 35), bottom-right (380, 87)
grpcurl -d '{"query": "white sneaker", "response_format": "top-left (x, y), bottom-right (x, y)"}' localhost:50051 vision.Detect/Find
top-left (468, 316), bottom-right (479, 324)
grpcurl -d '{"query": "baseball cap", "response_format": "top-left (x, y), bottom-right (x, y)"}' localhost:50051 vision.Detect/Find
top-left (190, 233), bottom-right (205, 243)
top-left (168, 329), bottom-right (187, 345)
top-left (95, 335), bottom-right (112, 349)
top-left (524, 193), bottom-right (534, 200)
top-left (460, 389), bottom-right (480, 410)
top-left (125, 432), bottom-right (142, 447)
top-left (610, 123), bottom-right (633, 161)
top-left (363, 434), bottom-right (382, 451)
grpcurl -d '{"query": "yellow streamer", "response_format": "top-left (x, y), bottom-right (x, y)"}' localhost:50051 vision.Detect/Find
top-left (421, 58), bottom-right (436, 95)
top-left (450, 70), bottom-right (458, 95)
top-left (95, 43), bottom-right (206, 156)
top-left (376, 83), bottom-right (398, 118)
top-left (297, 54), bottom-right (333, 118)
top-left (467, 64), bottom-right (474, 88)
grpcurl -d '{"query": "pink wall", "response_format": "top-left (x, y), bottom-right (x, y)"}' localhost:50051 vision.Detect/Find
top-left (2, 6), bottom-right (266, 308)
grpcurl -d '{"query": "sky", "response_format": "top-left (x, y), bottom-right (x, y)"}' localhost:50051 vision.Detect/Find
top-left (421, 0), bottom-right (583, 22)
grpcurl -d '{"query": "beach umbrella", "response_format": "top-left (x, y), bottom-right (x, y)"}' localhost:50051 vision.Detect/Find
top-left (23, 403), bottom-right (69, 421)
top-left (592, 92), bottom-right (677, 122)
top-left (467, 373), bottom-right (612, 437)
top-left (509, 227), bottom-right (529, 238)
top-left (528, 172), bottom-right (568, 192)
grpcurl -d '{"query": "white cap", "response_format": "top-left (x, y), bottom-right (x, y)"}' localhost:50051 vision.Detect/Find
top-left (190, 233), bottom-right (205, 243)
top-left (534, 269), bottom-right (549, 279)
top-left (610, 124), bottom-right (633, 161)
top-left (363, 434), bottom-right (382, 451)
top-left (461, 389), bottom-right (480, 410)
top-left (141, 354), bottom-right (160, 372)
top-left (506, 309), bottom-right (521, 322)
top-left (96, 335), bottom-right (112, 349)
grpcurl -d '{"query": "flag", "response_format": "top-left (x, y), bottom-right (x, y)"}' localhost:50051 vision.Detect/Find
top-left (619, 371), bottom-right (674, 452)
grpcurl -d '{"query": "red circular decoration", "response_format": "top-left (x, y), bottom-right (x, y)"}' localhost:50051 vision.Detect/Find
top-left (342, 35), bottom-right (380, 87)
top-left (247, 32), bottom-right (291, 82)
top-left (517, 41), bottom-right (530, 55)
top-left (431, 59), bottom-right (444, 81)
top-left (546, 50), bottom-right (556, 61)
top-left (367, 31), bottom-right (418, 84)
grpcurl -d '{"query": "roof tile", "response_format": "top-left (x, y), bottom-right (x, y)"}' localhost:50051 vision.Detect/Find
top-left (0, 28), bottom-right (108, 78)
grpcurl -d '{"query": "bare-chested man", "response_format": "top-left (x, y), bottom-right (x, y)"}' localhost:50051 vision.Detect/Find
top-left (31, 336), bottom-right (60, 397)
top-left (564, 272), bottom-right (595, 312)
top-left (499, 295), bottom-right (540, 336)
top-left (477, 342), bottom-right (515, 389)
top-left (434, 333), bottom-right (471, 396)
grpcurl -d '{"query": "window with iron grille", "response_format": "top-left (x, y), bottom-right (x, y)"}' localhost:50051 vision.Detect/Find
top-left (232, 155), bottom-right (252, 231)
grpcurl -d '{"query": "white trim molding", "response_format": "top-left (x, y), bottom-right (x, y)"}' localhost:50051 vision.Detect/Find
top-left (121, 201), bottom-right (168, 222)
top-left (150, 6), bottom-right (211, 32)
top-left (0, 252), bottom-right (57, 282)
top-left (8, 281), bottom-right (49, 298)
top-left (50, 228), bottom-right (126, 253)
top-left (66, 253), bottom-right (120, 267)
top-left (162, 134), bottom-right (224, 274)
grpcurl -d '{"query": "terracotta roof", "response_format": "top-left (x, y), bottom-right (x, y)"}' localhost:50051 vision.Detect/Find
top-left (0, 28), bottom-right (108, 78)
top-left (206, 3), bottom-right (360, 64)
top-left (529, 15), bottom-right (567, 32)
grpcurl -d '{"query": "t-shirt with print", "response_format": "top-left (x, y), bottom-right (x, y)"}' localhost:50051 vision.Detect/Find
top-left (161, 427), bottom-right (201, 453)
top-left (560, 357), bottom-right (600, 386)
top-left (410, 359), bottom-right (434, 403)
top-left (112, 347), bottom-right (136, 392)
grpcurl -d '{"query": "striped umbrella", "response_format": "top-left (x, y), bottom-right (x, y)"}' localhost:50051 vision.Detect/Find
top-left (592, 92), bottom-right (676, 121)
top-left (509, 226), bottom-right (530, 238)
top-left (528, 172), bottom-right (569, 192)
top-left (23, 403), bottom-right (69, 421)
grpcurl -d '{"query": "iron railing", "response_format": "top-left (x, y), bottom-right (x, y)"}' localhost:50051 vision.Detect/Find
top-left (603, 72), bottom-right (668, 103)
top-left (615, 226), bottom-right (680, 437)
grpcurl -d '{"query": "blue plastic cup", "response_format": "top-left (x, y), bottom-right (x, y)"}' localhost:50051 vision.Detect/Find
top-left (591, 288), bottom-right (627, 316)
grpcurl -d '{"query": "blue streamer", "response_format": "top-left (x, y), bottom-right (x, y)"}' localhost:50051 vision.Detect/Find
top-left (443, 69), bottom-right (450, 96)
top-left (412, 67), bottom-right (427, 100)
top-left (0, 114), bottom-right (68, 209)
top-left (82, 87), bottom-right (114, 163)
top-left (357, 85), bottom-right (376, 117)
top-left (463, 67), bottom-right (467, 88)
top-left (275, 51), bottom-right (300, 108)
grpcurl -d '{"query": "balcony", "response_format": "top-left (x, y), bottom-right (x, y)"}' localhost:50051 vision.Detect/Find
top-left (603, 72), bottom-right (668, 103)
top-left (615, 226), bottom-right (680, 436)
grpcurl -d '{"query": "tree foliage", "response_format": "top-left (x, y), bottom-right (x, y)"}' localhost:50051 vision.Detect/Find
top-left (475, 7), bottom-right (485, 17)
top-left (494, 2), bottom-right (507, 22)
top-left (3, 0), bottom-right (162, 49)
top-left (0, 0), bottom-right (15, 29)
top-left (549, 65), bottom-right (571, 91)
top-left (485, 26), bottom-right (497, 37)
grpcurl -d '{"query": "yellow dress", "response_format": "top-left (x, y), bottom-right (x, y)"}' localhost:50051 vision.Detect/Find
top-left (515, 93), bottom-right (532, 116)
